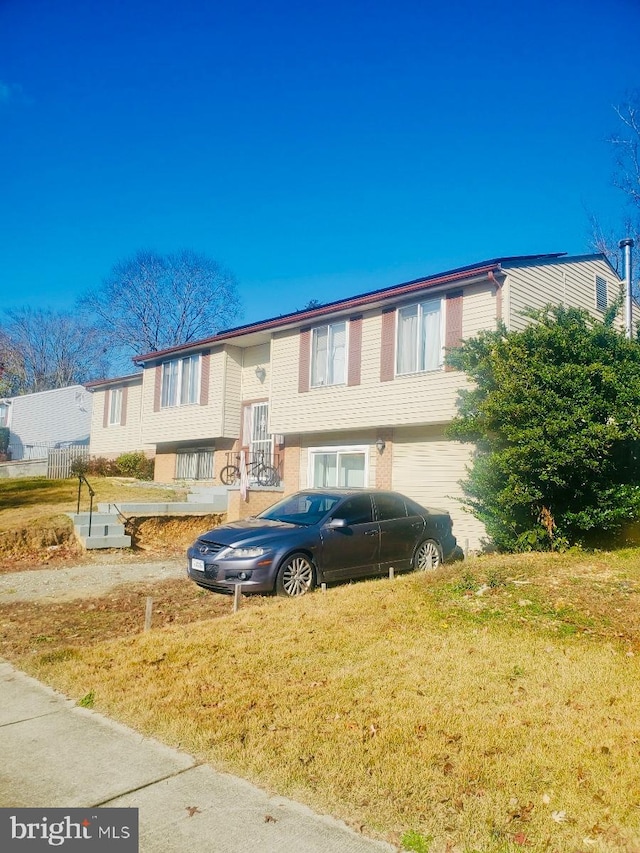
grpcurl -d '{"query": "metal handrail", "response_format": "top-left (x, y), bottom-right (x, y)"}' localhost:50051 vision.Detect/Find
top-left (76, 474), bottom-right (96, 537)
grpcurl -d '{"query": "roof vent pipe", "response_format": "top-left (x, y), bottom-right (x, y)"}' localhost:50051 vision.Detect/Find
top-left (620, 238), bottom-right (634, 339)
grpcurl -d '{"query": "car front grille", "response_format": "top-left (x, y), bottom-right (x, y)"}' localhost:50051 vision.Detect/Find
top-left (197, 541), bottom-right (225, 556)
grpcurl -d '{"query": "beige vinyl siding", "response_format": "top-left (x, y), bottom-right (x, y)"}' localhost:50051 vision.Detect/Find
top-left (505, 258), bottom-right (624, 333)
top-left (270, 305), bottom-right (478, 435)
top-left (241, 342), bottom-right (271, 400)
top-left (223, 347), bottom-right (242, 437)
top-left (461, 281), bottom-right (500, 338)
top-left (141, 348), bottom-right (227, 443)
top-left (89, 382), bottom-right (152, 457)
top-left (298, 430), bottom-right (379, 489)
top-left (392, 426), bottom-right (486, 551)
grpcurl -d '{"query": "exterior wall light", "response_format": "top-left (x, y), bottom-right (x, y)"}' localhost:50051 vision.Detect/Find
top-left (255, 366), bottom-right (266, 382)
top-left (375, 438), bottom-right (386, 454)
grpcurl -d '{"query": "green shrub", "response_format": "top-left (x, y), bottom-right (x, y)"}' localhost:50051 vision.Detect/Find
top-left (0, 426), bottom-right (9, 454)
top-left (115, 451), bottom-right (154, 480)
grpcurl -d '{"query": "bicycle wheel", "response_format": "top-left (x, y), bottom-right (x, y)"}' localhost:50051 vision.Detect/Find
top-left (220, 465), bottom-right (240, 485)
top-left (257, 464), bottom-right (279, 486)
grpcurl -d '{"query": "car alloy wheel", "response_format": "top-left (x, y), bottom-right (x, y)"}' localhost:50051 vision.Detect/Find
top-left (276, 553), bottom-right (315, 597)
top-left (414, 539), bottom-right (442, 571)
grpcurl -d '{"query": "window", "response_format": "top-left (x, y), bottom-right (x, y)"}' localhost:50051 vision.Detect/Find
top-left (309, 446), bottom-right (367, 488)
top-left (595, 275), bottom-right (608, 311)
top-left (373, 493), bottom-right (408, 521)
top-left (331, 494), bottom-right (373, 525)
top-left (108, 388), bottom-right (122, 426)
top-left (161, 354), bottom-right (200, 407)
top-left (396, 298), bottom-right (442, 374)
top-left (311, 321), bottom-right (346, 386)
top-left (176, 449), bottom-right (214, 480)
top-left (0, 403), bottom-right (8, 427)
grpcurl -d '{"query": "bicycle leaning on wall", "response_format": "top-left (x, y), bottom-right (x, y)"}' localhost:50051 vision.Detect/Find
top-left (220, 452), bottom-right (280, 487)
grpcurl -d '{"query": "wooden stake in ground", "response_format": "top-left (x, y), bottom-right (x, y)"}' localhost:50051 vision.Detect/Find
top-left (233, 584), bottom-right (242, 613)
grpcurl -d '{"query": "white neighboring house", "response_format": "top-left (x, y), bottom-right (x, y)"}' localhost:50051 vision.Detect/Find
top-left (0, 385), bottom-right (92, 461)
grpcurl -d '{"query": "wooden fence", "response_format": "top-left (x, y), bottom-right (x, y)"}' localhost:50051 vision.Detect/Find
top-left (47, 446), bottom-right (90, 479)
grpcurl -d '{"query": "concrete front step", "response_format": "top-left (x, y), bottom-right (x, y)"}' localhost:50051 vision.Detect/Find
top-left (97, 501), bottom-right (227, 516)
top-left (81, 534), bottom-right (132, 550)
top-left (68, 511), bottom-right (132, 550)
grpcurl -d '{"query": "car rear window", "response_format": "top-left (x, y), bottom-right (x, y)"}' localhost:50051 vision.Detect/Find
top-left (374, 493), bottom-right (408, 521)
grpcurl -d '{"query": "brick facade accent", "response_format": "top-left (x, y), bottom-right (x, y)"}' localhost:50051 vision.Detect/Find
top-left (153, 451), bottom-right (176, 483)
top-left (227, 487), bottom-right (284, 520)
top-left (374, 429), bottom-right (394, 489)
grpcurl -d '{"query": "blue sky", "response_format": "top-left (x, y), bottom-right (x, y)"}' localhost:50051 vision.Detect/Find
top-left (1, 0), bottom-right (639, 328)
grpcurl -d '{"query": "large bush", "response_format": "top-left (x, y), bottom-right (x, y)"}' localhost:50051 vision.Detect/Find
top-left (446, 306), bottom-right (640, 550)
top-left (72, 453), bottom-right (154, 480)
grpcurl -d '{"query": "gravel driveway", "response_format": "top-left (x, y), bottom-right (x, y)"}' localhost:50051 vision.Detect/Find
top-left (0, 558), bottom-right (186, 603)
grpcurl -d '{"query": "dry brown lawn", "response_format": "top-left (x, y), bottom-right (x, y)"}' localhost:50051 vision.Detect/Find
top-left (2, 549), bottom-right (640, 853)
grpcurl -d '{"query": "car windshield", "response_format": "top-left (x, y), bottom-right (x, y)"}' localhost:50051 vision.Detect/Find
top-left (258, 492), bottom-right (342, 526)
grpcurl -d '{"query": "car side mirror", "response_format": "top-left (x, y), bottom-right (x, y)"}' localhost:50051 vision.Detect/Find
top-left (327, 517), bottom-right (347, 529)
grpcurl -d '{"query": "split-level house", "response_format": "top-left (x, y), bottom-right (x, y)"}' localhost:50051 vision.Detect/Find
top-left (87, 252), bottom-right (623, 549)
top-left (86, 373), bottom-right (153, 459)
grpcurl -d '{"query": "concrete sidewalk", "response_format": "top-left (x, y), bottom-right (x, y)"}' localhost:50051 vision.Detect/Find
top-left (0, 661), bottom-right (397, 852)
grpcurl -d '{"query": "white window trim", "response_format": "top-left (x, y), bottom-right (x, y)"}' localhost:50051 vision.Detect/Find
top-left (310, 320), bottom-right (349, 388)
top-left (307, 444), bottom-right (369, 488)
top-left (161, 354), bottom-right (201, 408)
top-left (108, 388), bottom-right (123, 426)
top-left (395, 297), bottom-right (445, 376)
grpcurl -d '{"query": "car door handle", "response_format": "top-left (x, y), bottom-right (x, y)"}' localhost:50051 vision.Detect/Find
top-left (364, 530), bottom-right (378, 536)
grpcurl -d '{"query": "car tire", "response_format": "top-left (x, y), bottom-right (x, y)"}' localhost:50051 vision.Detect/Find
top-left (413, 539), bottom-right (443, 571)
top-left (275, 552), bottom-right (315, 597)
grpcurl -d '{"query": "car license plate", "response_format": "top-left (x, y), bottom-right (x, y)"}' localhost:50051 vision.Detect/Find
top-left (191, 558), bottom-right (205, 572)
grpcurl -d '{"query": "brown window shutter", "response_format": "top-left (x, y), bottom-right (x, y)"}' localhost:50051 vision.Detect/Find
top-left (103, 391), bottom-right (110, 428)
top-left (445, 290), bottom-right (464, 371)
top-left (298, 328), bottom-right (311, 393)
top-left (380, 308), bottom-right (396, 382)
top-left (153, 365), bottom-right (162, 412)
top-left (200, 350), bottom-right (210, 406)
top-left (120, 386), bottom-right (128, 427)
top-left (347, 315), bottom-right (362, 386)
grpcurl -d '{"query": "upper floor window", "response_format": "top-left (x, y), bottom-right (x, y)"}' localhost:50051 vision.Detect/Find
top-left (161, 354), bottom-right (200, 408)
top-left (108, 388), bottom-right (123, 425)
top-left (0, 402), bottom-right (8, 427)
top-left (396, 298), bottom-right (442, 375)
top-left (311, 321), bottom-right (346, 387)
top-left (595, 275), bottom-right (608, 311)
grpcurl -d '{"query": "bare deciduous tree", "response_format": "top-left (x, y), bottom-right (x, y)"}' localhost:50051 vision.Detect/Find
top-left (589, 91), bottom-right (640, 291)
top-left (1, 308), bottom-right (108, 395)
top-left (80, 249), bottom-right (242, 366)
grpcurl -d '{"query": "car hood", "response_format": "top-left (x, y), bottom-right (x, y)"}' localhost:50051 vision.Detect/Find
top-left (198, 518), bottom-right (308, 548)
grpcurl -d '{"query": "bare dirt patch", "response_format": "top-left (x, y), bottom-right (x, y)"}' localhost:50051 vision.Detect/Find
top-left (0, 514), bottom-right (222, 573)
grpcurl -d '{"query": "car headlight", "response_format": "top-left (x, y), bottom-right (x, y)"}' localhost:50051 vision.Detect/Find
top-left (222, 546), bottom-right (267, 559)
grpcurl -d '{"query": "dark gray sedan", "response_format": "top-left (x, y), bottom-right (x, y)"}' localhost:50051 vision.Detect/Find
top-left (187, 489), bottom-right (459, 598)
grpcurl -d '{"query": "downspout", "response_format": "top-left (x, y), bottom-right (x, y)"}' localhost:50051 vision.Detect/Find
top-left (488, 270), bottom-right (503, 325)
top-left (619, 238), bottom-right (634, 339)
